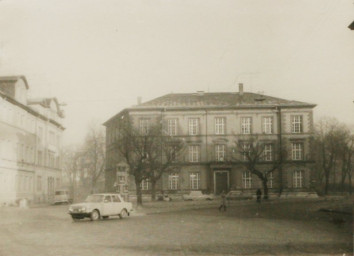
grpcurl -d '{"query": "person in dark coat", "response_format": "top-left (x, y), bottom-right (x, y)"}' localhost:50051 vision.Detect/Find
top-left (256, 189), bottom-right (262, 204)
top-left (218, 190), bottom-right (227, 212)
top-left (256, 188), bottom-right (262, 216)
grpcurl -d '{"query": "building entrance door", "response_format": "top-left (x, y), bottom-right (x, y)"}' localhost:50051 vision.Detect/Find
top-left (214, 171), bottom-right (229, 195)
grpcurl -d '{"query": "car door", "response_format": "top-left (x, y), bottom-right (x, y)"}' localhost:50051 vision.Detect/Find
top-left (102, 195), bottom-right (113, 216)
top-left (112, 194), bottom-right (123, 214)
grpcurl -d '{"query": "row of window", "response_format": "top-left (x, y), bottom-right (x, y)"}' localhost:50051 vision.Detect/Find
top-left (16, 175), bottom-right (60, 193)
top-left (140, 172), bottom-right (200, 190)
top-left (0, 139), bottom-right (61, 168)
top-left (242, 170), bottom-right (304, 188)
top-left (186, 142), bottom-right (305, 162)
top-left (139, 115), bottom-right (304, 136)
top-left (139, 170), bottom-right (304, 190)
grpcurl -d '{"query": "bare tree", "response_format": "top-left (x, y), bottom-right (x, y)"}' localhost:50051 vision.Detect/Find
top-left (62, 147), bottom-right (76, 197)
top-left (115, 116), bottom-right (155, 206)
top-left (314, 118), bottom-right (349, 195)
top-left (61, 146), bottom-right (84, 202)
top-left (234, 136), bottom-right (284, 199)
top-left (144, 127), bottom-right (185, 201)
top-left (339, 133), bottom-right (353, 194)
top-left (115, 116), bottom-right (185, 205)
top-left (81, 125), bottom-right (106, 194)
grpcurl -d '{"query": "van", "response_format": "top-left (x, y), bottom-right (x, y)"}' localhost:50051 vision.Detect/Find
top-left (54, 189), bottom-right (72, 204)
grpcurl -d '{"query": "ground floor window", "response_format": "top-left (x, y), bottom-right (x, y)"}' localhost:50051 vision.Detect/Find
top-left (169, 173), bottom-right (179, 190)
top-left (267, 172), bottom-right (273, 188)
top-left (140, 179), bottom-right (150, 190)
top-left (190, 172), bottom-right (200, 190)
top-left (242, 171), bottom-right (252, 189)
top-left (293, 170), bottom-right (303, 188)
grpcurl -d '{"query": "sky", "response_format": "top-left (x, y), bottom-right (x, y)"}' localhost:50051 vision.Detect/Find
top-left (0, 0), bottom-right (353, 146)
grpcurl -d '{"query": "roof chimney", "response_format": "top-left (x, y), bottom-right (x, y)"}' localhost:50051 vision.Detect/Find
top-left (238, 83), bottom-right (244, 96)
top-left (137, 96), bottom-right (142, 105)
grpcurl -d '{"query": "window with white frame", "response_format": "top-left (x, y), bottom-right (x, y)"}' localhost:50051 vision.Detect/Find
top-left (242, 143), bottom-right (251, 161)
top-left (267, 172), bottom-right (273, 188)
top-left (241, 117), bottom-right (252, 134)
top-left (215, 117), bottom-right (226, 135)
top-left (188, 118), bottom-right (199, 135)
top-left (139, 118), bottom-right (150, 135)
top-left (263, 144), bottom-right (273, 161)
top-left (292, 142), bottom-right (304, 160)
top-left (293, 170), bottom-right (303, 188)
top-left (242, 171), bottom-right (252, 188)
top-left (189, 145), bottom-right (200, 162)
top-left (215, 144), bottom-right (226, 162)
top-left (190, 172), bottom-right (200, 190)
top-left (168, 173), bottom-right (179, 190)
top-left (291, 115), bottom-right (303, 133)
top-left (167, 119), bottom-right (178, 136)
top-left (140, 179), bottom-right (149, 190)
top-left (262, 117), bottom-right (273, 134)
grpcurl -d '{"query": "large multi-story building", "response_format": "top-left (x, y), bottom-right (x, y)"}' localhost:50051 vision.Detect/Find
top-left (0, 76), bottom-right (65, 205)
top-left (104, 84), bottom-right (316, 197)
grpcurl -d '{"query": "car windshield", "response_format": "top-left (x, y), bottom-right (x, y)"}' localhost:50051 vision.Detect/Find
top-left (85, 195), bottom-right (104, 203)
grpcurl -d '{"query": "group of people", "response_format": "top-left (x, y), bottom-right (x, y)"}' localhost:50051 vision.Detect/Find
top-left (218, 188), bottom-right (263, 212)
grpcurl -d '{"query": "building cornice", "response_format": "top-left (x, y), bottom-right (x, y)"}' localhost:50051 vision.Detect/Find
top-left (0, 90), bottom-right (65, 130)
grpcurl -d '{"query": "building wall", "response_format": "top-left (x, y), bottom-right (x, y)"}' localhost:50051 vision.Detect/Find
top-left (105, 106), bottom-right (315, 195)
top-left (0, 78), bottom-right (64, 205)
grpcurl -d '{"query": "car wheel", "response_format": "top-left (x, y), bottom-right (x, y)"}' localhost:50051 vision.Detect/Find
top-left (71, 216), bottom-right (80, 222)
top-left (119, 209), bottom-right (128, 219)
top-left (90, 210), bottom-right (100, 221)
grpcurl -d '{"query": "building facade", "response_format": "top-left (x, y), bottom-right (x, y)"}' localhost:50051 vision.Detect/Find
top-left (104, 85), bottom-right (316, 197)
top-left (0, 76), bottom-right (65, 205)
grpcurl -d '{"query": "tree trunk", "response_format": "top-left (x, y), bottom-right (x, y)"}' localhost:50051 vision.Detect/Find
top-left (348, 172), bottom-right (352, 195)
top-left (278, 166), bottom-right (283, 196)
top-left (324, 169), bottom-right (330, 195)
top-left (262, 179), bottom-right (269, 200)
top-left (151, 180), bottom-right (157, 201)
top-left (135, 178), bottom-right (143, 206)
top-left (340, 157), bottom-right (347, 194)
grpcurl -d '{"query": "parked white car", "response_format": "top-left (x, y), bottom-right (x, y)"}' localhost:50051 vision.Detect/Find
top-left (54, 189), bottom-right (72, 204)
top-left (68, 193), bottom-right (133, 221)
top-left (182, 191), bottom-right (214, 201)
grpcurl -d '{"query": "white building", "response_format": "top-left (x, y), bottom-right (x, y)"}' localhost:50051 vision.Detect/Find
top-left (0, 76), bottom-right (65, 205)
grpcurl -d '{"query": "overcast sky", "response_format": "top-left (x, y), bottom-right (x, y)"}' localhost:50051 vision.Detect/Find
top-left (0, 0), bottom-right (353, 145)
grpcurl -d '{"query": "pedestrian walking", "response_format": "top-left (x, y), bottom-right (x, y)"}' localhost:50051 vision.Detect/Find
top-left (256, 188), bottom-right (262, 216)
top-left (256, 189), bottom-right (262, 203)
top-left (218, 190), bottom-right (227, 212)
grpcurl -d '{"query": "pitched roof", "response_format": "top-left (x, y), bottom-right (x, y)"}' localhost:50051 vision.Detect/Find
top-left (136, 92), bottom-right (315, 109)
top-left (0, 75), bottom-right (29, 89)
top-left (103, 91), bottom-right (316, 126)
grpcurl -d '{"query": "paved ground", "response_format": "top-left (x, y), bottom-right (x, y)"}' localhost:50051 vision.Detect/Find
top-left (0, 198), bottom-right (352, 256)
